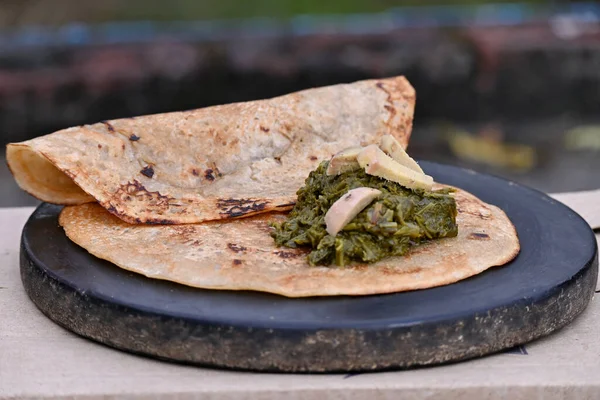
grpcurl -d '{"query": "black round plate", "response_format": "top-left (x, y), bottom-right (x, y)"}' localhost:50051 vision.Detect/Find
top-left (20, 162), bottom-right (598, 372)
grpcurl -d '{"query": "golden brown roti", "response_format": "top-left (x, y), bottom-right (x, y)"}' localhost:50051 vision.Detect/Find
top-left (8, 76), bottom-right (415, 224)
top-left (59, 187), bottom-right (520, 298)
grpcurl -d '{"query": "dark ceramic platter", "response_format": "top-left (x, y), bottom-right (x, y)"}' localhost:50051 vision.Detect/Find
top-left (20, 162), bottom-right (598, 373)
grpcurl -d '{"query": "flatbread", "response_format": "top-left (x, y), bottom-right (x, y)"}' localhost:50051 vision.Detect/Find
top-left (8, 76), bottom-right (415, 224)
top-left (59, 187), bottom-right (520, 297)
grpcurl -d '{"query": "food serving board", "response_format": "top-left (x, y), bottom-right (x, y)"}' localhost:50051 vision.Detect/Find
top-left (19, 162), bottom-right (598, 373)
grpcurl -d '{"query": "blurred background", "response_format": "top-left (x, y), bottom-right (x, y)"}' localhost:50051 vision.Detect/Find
top-left (1, 0), bottom-right (600, 206)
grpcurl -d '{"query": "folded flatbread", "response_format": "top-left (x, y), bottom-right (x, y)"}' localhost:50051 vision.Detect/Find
top-left (8, 76), bottom-right (416, 224)
top-left (59, 186), bottom-right (519, 297)
top-left (11, 75), bottom-right (520, 297)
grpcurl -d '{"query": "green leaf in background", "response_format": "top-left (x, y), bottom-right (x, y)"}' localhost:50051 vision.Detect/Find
top-left (0, 0), bottom-right (551, 27)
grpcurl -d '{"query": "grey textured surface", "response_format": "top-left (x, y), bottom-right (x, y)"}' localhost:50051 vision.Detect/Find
top-left (15, 161), bottom-right (599, 372)
top-left (1, 206), bottom-right (599, 399)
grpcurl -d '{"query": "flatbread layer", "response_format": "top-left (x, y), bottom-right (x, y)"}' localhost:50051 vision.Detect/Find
top-left (8, 76), bottom-right (415, 224)
top-left (59, 187), bottom-right (520, 298)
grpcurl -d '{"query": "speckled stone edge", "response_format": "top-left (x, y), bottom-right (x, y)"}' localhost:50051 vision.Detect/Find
top-left (20, 230), bottom-right (598, 373)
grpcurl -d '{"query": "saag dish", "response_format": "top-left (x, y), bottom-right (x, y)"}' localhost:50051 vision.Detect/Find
top-left (11, 75), bottom-right (520, 297)
top-left (271, 161), bottom-right (458, 266)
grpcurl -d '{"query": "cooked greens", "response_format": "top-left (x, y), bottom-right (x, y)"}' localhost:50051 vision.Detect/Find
top-left (271, 161), bottom-right (458, 266)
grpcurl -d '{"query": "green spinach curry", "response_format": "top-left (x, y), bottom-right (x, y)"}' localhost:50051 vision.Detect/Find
top-left (271, 161), bottom-right (458, 266)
